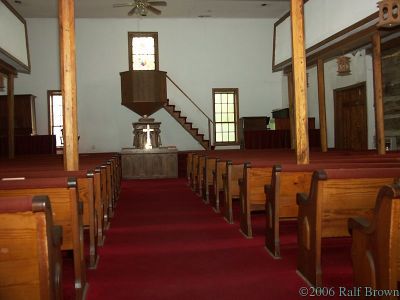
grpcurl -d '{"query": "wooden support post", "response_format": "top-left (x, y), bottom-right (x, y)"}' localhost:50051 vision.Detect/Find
top-left (290, 0), bottom-right (309, 164)
top-left (317, 58), bottom-right (328, 152)
top-left (7, 74), bottom-right (15, 159)
top-left (372, 31), bottom-right (386, 155)
top-left (59, 0), bottom-right (79, 170)
top-left (288, 72), bottom-right (296, 150)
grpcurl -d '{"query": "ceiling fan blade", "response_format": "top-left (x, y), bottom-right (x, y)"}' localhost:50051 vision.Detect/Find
top-left (147, 5), bottom-right (162, 15)
top-left (113, 2), bottom-right (135, 7)
top-left (148, 1), bottom-right (167, 6)
top-left (128, 6), bottom-right (138, 16)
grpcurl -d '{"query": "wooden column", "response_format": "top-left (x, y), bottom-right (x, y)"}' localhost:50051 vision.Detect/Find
top-left (372, 31), bottom-right (386, 155)
top-left (317, 58), bottom-right (328, 152)
top-left (290, 0), bottom-right (309, 164)
top-left (7, 74), bottom-right (15, 159)
top-left (59, 0), bottom-right (79, 170)
top-left (287, 72), bottom-right (296, 150)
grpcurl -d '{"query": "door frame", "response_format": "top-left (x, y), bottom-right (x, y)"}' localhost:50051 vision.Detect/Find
top-left (333, 81), bottom-right (368, 150)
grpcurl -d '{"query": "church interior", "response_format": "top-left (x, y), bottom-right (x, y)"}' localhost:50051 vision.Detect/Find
top-left (1, 0), bottom-right (400, 299)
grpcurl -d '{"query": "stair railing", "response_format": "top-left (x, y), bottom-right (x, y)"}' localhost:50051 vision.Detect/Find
top-left (166, 74), bottom-right (214, 149)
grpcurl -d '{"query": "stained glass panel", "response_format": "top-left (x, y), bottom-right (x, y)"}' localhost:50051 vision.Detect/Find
top-left (132, 54), bottom-right (155, 70)
top-left (131, 36), bottom-right (156, 70)
top-left (132, 37), bottom-right (154, 54)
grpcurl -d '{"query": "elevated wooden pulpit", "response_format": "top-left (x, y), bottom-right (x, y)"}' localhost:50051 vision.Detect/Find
top-left (119, 70), bottom-right (177, 179)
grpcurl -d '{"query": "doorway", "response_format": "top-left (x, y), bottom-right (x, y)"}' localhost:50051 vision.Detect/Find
top-left (334, 82), bottom-right (368, 150)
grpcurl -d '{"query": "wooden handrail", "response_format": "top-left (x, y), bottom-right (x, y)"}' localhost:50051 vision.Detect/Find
top-left (166, 74), bottom-right (214, 148)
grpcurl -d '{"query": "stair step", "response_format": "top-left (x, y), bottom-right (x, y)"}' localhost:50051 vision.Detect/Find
top-left (163, 100), bottom-right (210, 149)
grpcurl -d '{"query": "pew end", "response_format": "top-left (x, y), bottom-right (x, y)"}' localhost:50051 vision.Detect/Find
top-left (0, 195), bottom-right (63, 300)
top-left (297, 168), bottom-right (400, 287)
top-left (349, 184), bottom-right (400, 299)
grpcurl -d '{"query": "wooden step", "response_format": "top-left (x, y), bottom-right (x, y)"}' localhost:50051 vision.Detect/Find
top-left (163, 99), bottom-right (210, 149)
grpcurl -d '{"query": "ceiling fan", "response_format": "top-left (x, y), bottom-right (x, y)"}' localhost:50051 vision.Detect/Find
top-left (113, 0), bottom-right (167, 16)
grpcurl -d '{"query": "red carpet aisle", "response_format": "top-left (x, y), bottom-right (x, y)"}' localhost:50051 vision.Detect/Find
top-left (84, 179), bottom-right (353, 300)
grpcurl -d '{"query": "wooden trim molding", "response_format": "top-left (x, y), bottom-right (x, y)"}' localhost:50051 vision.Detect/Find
top-left (273, 10), bottom-right (381, 72)
top-left (0, 0), bottom-right (31, 73)
top-left (212, 88), bottom-right (240, 145)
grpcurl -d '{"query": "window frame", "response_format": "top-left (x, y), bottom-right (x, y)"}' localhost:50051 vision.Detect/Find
top-left (128, 32), bottom-right (159, 71)
top-left (47, 90), bottom-right (63, 148)
top-left (212, 88), bottom-right (240, 146)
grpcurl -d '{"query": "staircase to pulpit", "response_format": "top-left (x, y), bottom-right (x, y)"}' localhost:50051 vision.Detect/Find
top-left (120, 70), bottom-right (212, 149)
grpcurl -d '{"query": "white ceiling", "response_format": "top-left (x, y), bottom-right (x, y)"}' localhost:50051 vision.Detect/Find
top-left (9, 0), bottom-right (290, 19)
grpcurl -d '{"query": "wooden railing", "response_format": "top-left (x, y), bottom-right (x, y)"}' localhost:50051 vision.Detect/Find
top-left (166, 75), bottom-right (214, 148)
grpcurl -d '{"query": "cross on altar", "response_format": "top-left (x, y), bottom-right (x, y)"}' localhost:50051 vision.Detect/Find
top-left (143, 124), bottom-right (154, 149)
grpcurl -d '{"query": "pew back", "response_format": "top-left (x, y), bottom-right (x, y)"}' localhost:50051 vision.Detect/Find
top-left (0, 196), bottom-right (62, 300)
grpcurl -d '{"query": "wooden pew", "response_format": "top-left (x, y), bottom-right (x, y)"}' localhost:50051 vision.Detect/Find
top-left (191, 153), bottom-right (200, 192)
top-left (212, 158), bottom-right (224, 212)
top-left (197, 155), bottom-right (206, 198)
top-left (222, 160), bottom-right (245, 224)
top-left (349, 184), bottom-right (400, 299)
top-left (0, 177), bottom-right (87, 300)
top-left (203, 156), bottom-right (217, 203)
top-left (186, 152), bottom-right (193, 185)
top-left (264, 161), bottom-right (400, 258)
top-left (296, 168), bottom-right (400, 287)
top-left (0, 169), bottom-right (99, 269)
top-left (239, 163), bottom-right (274, 237)
top-left (0, 195), bottom-right (63, 300)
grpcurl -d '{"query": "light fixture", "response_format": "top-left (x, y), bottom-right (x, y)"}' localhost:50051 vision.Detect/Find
top-left (138, 2), bottom-right (147, 16)
top-left (336, 56), bottom-right (351, 76)
top-left (378, 0), bottom-right (400, 28)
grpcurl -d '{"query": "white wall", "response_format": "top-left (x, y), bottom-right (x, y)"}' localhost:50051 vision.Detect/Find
top-left (306, 50), bottom-right (376, 148)
top-left (13, 18), bottom-right (284, 152)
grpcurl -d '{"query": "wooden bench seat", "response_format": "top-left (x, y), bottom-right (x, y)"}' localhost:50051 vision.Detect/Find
top-left (0, 177), bottom-right (87, 300)
top-left (0, 152), bottom-right (121, 246)
top-left (240, 163), bottom-right (274, 237)
top-left (0, 195), bottom-right (62, 300)
top-left (203, 156), bottom-right (217, 203)
top-left (264, 161), bottom-right (400, 258)
top-left (0, 169), bottom-right (100, 269)
top-left (349, 184), bottom-right (400, 298)
top-left (296, 168), bottom-right (400, 287)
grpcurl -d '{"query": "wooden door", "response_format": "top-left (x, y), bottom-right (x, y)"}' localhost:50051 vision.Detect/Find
top-left (334, 83), bottom-right (368, 150)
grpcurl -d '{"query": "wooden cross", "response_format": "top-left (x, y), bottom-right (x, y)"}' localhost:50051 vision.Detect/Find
top-left (143, 124), bottom-right (154, 149)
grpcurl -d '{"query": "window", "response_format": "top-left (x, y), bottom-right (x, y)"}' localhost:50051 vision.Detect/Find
top-left (128, 32), bottom-right (159, 71)
top-left (48, 90), bottom-right (63, 147)
top-left (213, 88), bottom-right (239, 144)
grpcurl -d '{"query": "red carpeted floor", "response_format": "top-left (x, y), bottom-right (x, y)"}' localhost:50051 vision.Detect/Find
top-left (65, 179), bottom-right (354, 299)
